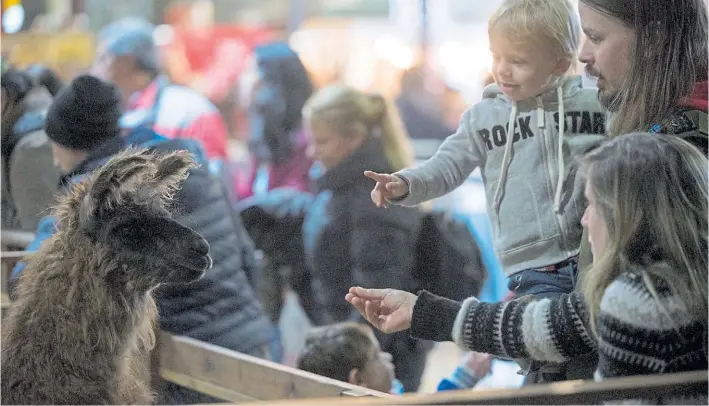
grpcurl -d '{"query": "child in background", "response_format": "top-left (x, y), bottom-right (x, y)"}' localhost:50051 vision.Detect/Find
top-left (437, 352), bottom-right (493, 392)
top-left (297, 322), bottom-right (403, 394)
top-left (437, 291), bottom-right (515, 391)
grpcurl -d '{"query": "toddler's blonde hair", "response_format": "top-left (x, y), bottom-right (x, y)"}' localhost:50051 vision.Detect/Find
top-left (489, 0), bottom-right (581, 62)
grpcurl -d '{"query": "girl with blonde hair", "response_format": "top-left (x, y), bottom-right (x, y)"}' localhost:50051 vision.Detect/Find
top-left (301, 85), bottom-right (428, 391)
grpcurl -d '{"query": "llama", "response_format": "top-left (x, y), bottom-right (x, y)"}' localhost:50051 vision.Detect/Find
top-left (1, 148), bottom-right (212, 405)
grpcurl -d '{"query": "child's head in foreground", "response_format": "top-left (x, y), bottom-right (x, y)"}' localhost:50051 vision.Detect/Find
top-left (297, 322), bottom-right (395, 393)
top-left (488, 0), bottom-right (581, 101)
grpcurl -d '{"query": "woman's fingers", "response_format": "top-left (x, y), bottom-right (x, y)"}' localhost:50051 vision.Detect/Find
top-left (350, 286), bottom-right (389, 300)
top-left (347, 296), bottom-right (366, 314)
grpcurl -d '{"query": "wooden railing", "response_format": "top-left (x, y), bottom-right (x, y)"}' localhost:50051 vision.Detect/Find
top-left (254, 369), bottom-right (708, 405)
top-left (0, 229), bottom-right (389, 403)
top-left (153, 332), bottom-right (387, 402)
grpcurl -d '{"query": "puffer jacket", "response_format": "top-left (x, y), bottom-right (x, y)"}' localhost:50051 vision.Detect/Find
top-left (302, 136), bottom-right (431, 391)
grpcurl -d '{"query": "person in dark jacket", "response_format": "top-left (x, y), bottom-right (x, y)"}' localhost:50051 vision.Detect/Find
top-left (238, 42), bottom-right (314, 198)
top-left (237, 188), bottom-right (328, 325)
top-left (1, 67), bottom-right (60, 231)
top-left (10, 75), bottom-right (278, 404)
top-left (301, 85), bottom-right (429, 392)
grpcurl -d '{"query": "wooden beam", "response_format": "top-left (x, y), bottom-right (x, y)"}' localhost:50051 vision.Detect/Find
top-left (156, 332), bottom-right (391, 403)
top-left (1, 251), bottom-right (29, 263)
top-left (1, 230), bottom-right (35, 250)
top-left (1, 251), bottom-right (27, 295)
top-left (254, 370), bottom-right (708, 405)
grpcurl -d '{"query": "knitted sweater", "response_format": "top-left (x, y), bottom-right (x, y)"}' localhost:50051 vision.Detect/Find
top-left (411, 271), bottom-right (707, 403)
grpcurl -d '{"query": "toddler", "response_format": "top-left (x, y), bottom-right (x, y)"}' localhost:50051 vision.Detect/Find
top-left (367, 0), bottom-right (606, 382)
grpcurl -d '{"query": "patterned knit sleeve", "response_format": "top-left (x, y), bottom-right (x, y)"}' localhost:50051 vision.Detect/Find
top-left (410, 290), bottom-right (597, 362)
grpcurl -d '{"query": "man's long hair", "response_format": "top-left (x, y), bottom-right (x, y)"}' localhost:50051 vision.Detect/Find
top-left (582, 0), bottom-right (708, 136)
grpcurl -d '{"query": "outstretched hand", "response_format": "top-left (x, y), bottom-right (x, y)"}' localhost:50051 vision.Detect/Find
top-left (345, 287), bottom-right (417, 334)
top-left (364, 171), bottom-right (408, 208)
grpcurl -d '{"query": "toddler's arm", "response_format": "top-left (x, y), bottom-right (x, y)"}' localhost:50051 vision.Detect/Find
top-left (393, 108), bottom-right (484, 207)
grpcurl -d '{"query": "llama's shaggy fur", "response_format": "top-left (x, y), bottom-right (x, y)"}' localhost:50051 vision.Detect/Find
top-left (1, 149), bottom-right (212, 405)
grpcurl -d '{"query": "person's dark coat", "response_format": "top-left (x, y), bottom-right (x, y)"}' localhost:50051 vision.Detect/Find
top-left (238, 188), bottom-right (332, 325)
top-left (303, 136), bottom-right (430, 391)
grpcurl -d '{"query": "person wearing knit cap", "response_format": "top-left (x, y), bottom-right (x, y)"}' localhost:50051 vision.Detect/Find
top-left (44, 74), bottom-right (124, 174)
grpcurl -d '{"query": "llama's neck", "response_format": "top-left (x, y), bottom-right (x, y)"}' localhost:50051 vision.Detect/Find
top-left (11, 283), bottom-right (156, 366)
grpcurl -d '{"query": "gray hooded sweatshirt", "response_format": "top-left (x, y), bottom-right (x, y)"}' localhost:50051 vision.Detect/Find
top-left (394, 76), bottom-right (606, 276)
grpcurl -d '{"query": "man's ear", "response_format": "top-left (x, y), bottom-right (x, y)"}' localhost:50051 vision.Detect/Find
top-left (347, 368), bottom-right (361, 386)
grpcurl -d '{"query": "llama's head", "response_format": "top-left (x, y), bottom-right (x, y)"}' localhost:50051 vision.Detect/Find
top-left (54, 148), bottom-right (212, 293)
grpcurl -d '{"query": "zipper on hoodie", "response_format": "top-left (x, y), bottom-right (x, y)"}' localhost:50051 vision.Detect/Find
top-left (537, 96), bottom-right (573, 258)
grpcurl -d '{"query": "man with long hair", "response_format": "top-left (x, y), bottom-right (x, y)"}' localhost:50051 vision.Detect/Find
top-left (578, 0), bottom-right (707, 145)
top-left (575, 0), bottom-right (708, 275)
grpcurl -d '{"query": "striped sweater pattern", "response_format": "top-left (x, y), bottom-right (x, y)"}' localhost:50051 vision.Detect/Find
top-left (411, 271), bottom-right (707, 401)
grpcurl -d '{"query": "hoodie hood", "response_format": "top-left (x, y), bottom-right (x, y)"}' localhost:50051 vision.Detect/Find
top-left (249, 42), bottom-right (313, 165)
top-left (481, 76), bottom-right (583, 108)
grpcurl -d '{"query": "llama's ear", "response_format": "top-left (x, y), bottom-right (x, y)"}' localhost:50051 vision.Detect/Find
top-left (154, 150), bottom-right (197, 191)
top-left (87, 149), bottom-right (155, 207)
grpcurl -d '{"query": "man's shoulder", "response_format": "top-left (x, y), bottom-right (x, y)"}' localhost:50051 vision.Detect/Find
top-left (661, 109), bottom-right (708, 155)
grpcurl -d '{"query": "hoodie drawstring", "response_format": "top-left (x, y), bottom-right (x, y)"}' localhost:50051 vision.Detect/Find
top-left (492, 85), bottom-right (566, 215)
top-left (492, 103), bottom-right (518, 213)
top-left (553, 85), bottom-right (565, 214)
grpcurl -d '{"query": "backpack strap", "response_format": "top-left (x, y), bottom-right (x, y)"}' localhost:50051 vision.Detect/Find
top-left (682, 109), bottom-right (708, 136)
top-left (651, 109), bottom-right (708, 155)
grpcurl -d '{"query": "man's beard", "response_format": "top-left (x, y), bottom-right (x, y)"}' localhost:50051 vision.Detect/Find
top-left (597, 88), bottom-right (620, 111)
top-left (586, 66), bottom-right (620, 111)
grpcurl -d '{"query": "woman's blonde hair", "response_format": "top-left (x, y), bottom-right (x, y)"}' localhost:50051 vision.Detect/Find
top-left (303, 85), bottom-right (413, 172)
top-left (580, 133), bottom-right (708, 333)
top-left (489, 0), bottom-right (581, 62)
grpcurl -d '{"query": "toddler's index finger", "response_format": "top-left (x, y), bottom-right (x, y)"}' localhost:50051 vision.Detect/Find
top-left (364, 170), bottom-right (390, 184)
